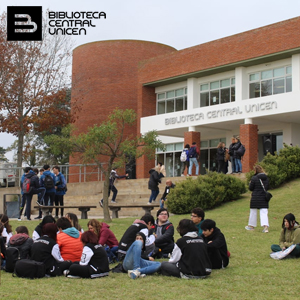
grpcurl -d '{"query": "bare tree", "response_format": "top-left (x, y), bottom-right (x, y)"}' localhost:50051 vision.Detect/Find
top-left (0, 12), bottom-right (74, 169)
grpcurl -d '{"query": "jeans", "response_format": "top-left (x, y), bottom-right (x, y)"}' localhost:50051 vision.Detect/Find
top-left (234, 158), bottom-right (242, 173)
top-left (123, 241), bottom-right (161, 275)
top-left (149, 190), bottom-right (159, 203)
top-left (108, 185), bottom-right (118, 202)
top-left (188, 158), bottom-right (199, 175)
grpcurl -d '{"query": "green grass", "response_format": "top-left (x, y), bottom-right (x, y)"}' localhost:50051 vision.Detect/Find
top-left (1, 178), bottom-right (300, 300)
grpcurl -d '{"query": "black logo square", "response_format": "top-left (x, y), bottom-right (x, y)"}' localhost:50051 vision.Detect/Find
top-left (7, 6), bottom-right (42, 41)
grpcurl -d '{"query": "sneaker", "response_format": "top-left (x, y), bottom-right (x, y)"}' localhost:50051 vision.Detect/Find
top-left (34, 216), bottom-right (42, 220)
top-left (99, 199), bottom-right (103, 207)
top-left (18, 217), bottom-right (21, 221)
top-left (26, 218), bottom-right (32, 221)
top-left (262, 227), bottom-right (269, 233)
top-left (139, 274), bottom-right (146, 278)
top-left (128, 269), bottom-right (141, 279)
top-left (67, 275), bottom-right (81, 279)
top-left (63, 270), bottom-right (69, 277)
top-left (111, 200), bottom-right (117, 204)
top-left (147, 202), bottom-right (152, 205)
top-left (245, 226), bottom-right (254, 230)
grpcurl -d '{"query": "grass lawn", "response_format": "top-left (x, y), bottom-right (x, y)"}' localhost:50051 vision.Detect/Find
top-left (1, 178), bottom-right (300, 300)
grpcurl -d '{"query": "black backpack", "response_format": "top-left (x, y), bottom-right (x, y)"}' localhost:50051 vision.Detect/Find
top-left (189, 147), bottom-right (196, 158)
top-left (236, 144), bottom-right (246, 157)
top-left (14, 259), bottom-right (46, 279)
top-left (5, 247), bottom-right (20, 273)
top-left (44, 174), bottom-right (54, 189)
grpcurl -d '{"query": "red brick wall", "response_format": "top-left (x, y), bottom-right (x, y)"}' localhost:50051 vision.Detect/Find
top-left (240, 124), bottom-right (258, 173)
top-left (138, 17), bottom-right (300, 84)
top-left (70, 40), bottom-right (176, 181)
top-left (184, 131), bottom-right (201, 175)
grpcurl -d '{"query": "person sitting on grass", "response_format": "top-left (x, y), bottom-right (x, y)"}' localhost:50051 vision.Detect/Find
top-left (271, 213), bottom-right (300, 257)
top-left (65, 231), bottom-right (109, 279)
top-left (191, 207), bottom-right (205, 236)
top-left (32, 215), bottom-right (56, 241)
top-left (65, 212), bottom-right (84, 233)
top-left (123, 232), bottom-right (161, 279)
top-left (160, 219), bottom-right (211, 279)
top-left (201, 219), bottom-right (229, 269)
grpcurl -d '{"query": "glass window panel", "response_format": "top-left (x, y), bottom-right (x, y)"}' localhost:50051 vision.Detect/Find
top-left (157, 93), bottom-right (165, 100)
top-left (165, 153), bottom-right (174, 177)
top-left (210, 81), bottom-right (219, 90)
top-left (231, 78), bottom-right (235, 85)
top-left (166, 91), bottom-right (174, 98)
top-left (200, 92), bottom-right (209, 107)
top-left (210, 139), bottom-right (219, 148)
top-left (273, 78), bottom-right (284, 95)
top-left (249, 73), bottom-right (259, 81)
top-left (220, 79), bottom-right (230, 88)
top-left (210, 90), bottom-right (219, 105)
top-left (286, 76), bottom-right (292, 92)
top-left (166, 144), bottom-right (174, 152)
top-left (220, 138), bottom-right (226, 144)
top-left (185, 88), bottom-right (187, 94)
top-left (200, 84), bottom-right (208, 91)
top-left (221, 88), bottom-right (230, 104)
top-left (286, 66), bottom-right (292, 74)
top-left (166, 99), bottom-right (174, 113)
top-left (231, 87), bottom-right (235, 102)
top-left (261, 79), bottom-right (272, 97)
top-left (273, 67), bottom-right (284, 77)
top-left (200, 141), bottom-right (208, 148)
top-left (184, 96), bottom-right (187, 110)
top-left (174, 143), bottom-right (183, 151)
top-left (157, 101), bottom-right (165, 114)
top-left (249, 82), bottom-right (260, 98)
top-left (175, 97), bottom-right (183, 111)
top-left (175, 88), bottom-right (184, 97)
top-left (261, 70), bottom-right (272, 79)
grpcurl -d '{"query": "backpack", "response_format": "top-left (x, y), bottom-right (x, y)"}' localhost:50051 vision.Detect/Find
top-left (14, 259), bottom-right (46, 279)
top-left (5, 247), bottom-right (20, 273)
top-left (56, 173), bottom-right (68, 192)
top-left (236, 144), bottom-right (246, 157)
top-left (44, 174), bottom-right (54, 189)
top-left (22, 177), bottom-right (32, 194)
top-left (180, 150), bottom-right (187, 162)
top-left (189, 147), bottom-right (196, 158)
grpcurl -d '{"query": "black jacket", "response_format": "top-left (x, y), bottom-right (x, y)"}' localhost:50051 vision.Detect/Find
top-left (148, 169), bottom-right (161, 191)
top-left (161, 184), bottom-right (175, 200)
top-left (217, 147), bottom-right (226, 161)
top-left (25, 171), bottom-right (40, 194)
top-left (232, 142), bottom-right (242, 159)
top-left (249, 173), bottom-right (269, 209)
top-left (201, 227), bottom-right (229, 269)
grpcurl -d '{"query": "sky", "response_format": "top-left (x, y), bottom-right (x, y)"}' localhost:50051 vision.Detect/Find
top-left (1, 0), bottom-right (299, 161)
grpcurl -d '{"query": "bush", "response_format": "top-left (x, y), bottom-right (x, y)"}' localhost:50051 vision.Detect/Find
top-left (167, 171), bottom-right (246, 214)
top-left (246, 144), bottom-right (300, 189)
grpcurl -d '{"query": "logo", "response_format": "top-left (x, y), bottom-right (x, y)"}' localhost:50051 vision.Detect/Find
top-left (7, 6), bottom-right (42, 41)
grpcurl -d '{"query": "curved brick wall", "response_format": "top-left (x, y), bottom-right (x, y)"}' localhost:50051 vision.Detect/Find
top-left (70, 40), bottom-right (176, 180)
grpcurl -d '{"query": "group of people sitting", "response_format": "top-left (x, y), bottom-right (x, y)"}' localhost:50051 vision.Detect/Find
top-left (0, 207), bottom-right (230, 280)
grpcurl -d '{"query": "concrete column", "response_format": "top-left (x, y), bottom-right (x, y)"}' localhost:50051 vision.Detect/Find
top-left (235, 67), bottom-right (248, 101)
top-left (184, 131), bottom-right (200, 175)
top-left (187, 78), bottom-right (199, 109)
top-left (240, 124), bottom-right (258, 173)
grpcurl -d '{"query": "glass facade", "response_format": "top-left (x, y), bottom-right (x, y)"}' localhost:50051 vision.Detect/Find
top-left (157, 88), bottom-right (187, 115)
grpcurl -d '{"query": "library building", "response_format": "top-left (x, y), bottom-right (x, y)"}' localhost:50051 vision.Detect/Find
top-left (71, 17), bottom-right (300, 179)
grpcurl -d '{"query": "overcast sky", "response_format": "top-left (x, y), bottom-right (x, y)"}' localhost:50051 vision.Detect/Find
top-left (1, 0), bottom-right (299, 161)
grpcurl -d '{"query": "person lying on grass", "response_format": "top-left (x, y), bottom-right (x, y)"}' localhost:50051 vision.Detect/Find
top-left (160, 219), bottom-right (211, 279)
top-left (271, 213), bottom-right (300, 257)
top-left (123, 232), bottom-right (161, 279)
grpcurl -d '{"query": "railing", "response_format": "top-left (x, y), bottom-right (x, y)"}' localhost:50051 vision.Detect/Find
top-left (0, 163), bottom-right (106, 188)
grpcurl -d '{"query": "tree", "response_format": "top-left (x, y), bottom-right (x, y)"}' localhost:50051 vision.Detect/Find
top-left (0, 12), bottom-right (74, 170)
top-left (0, 146), bottom-right (8, 162)
top-left (47, 109), bottom-right (165, 222)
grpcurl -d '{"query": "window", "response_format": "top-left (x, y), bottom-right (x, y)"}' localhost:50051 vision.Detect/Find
top-left (200, 78), bottom-right (235, 108)
top-left (249, 66), bottom-right (292, 98)
top-left (157, 88), bottom-right (187, 115)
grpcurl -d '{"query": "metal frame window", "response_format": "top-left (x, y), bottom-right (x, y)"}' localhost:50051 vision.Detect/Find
top-left (249, 66), bottom-right (292, 98)
top-left (200, 78), bottom-right (235, 108)
top-left (157, 88), bottom-right (187, 115)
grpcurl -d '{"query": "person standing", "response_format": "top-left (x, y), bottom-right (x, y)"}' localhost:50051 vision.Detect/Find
top-left (232, 137), bottom-right (243, 173)
top-left (216, 142), bottom-right (226, 174)
top-left (147, 165), bottom-right (161, 204)
top-left (245, 165), bottom-right (270, 233)
top-left (180, 144), bottom-right (190, 176)
top-left (188, 142), bottom-right (200, 176)
top-left (228, 137), bottom-right (236, 174)
top-left (40, 165), bottom-right (56, 213)
top-left (53, 166), bottom-right (67, 218)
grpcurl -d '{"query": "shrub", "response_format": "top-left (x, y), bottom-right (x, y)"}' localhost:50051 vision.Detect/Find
top-left (246, 144), bottom-right (300, 189)
top-left (167, 172), bottom-right (246, 214)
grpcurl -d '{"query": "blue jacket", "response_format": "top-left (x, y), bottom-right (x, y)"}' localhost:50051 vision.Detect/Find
top-left (39, 170), bottom-right (56, 193)
top-left (20, 174), bottom-right (26, 195)
top-left (55, 172), bottom-right (66, 195)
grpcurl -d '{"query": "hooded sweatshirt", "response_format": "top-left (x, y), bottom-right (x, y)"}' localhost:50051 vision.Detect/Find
top-left (57, 227), bottom-right (83, 261)
top-left (8, 233), bottom-right (33, 259)
top-left (99, 223), bottom-right (118, 248)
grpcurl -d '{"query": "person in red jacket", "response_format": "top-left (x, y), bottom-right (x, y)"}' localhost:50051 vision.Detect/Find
top-left (56, 217), bottom-right (83, 262)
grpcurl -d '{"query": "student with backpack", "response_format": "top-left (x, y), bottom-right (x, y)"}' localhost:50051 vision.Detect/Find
top-left (53, 166), bottom-right (67, 218)
top-left (39, 165), bottom-right (56, 213)
top-left (180, 144), bottom-right (190, 176)
top-left (188, 142), bottom-right (200, 176)
top-left (5, 226), bottom-right (33, 273)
